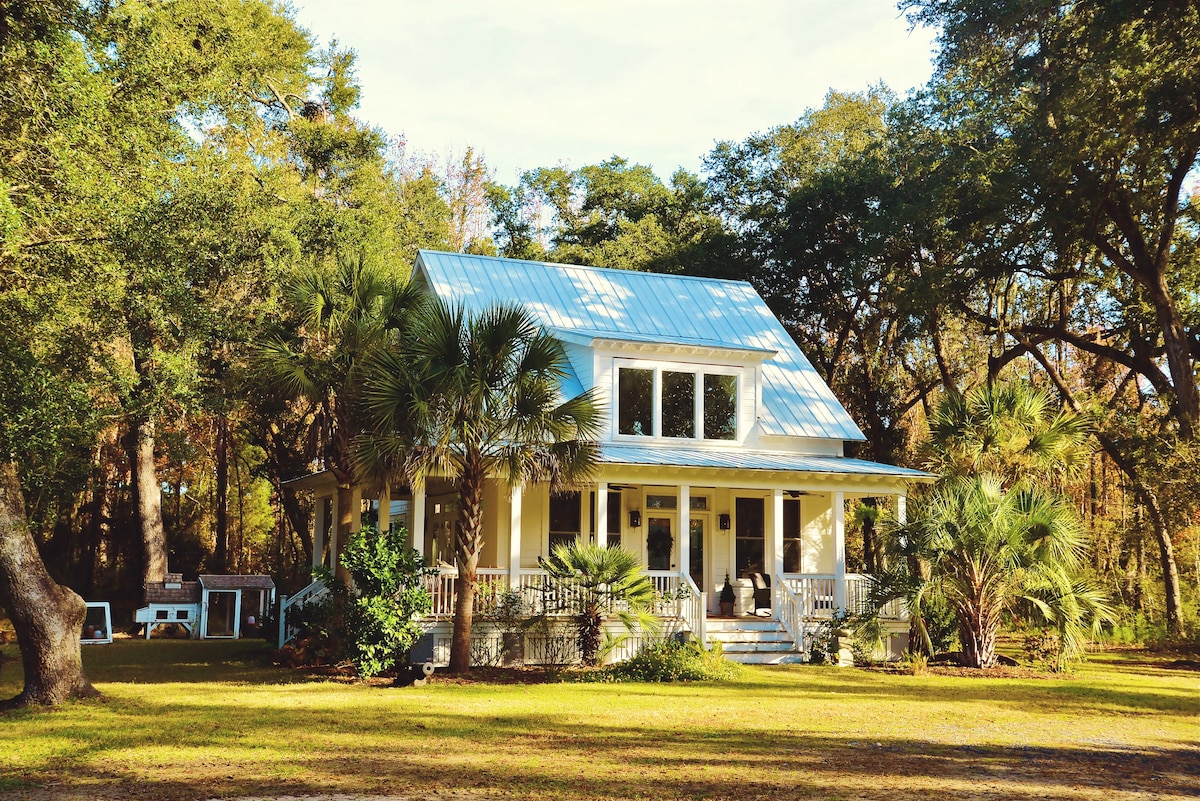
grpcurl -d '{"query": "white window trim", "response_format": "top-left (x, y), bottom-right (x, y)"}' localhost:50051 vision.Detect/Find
top-left (613, 358), bottom-right (743, 444)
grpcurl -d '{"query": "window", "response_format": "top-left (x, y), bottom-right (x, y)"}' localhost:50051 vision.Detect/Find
top-left (735, 497), bottom-right (764, 578)
top-left (783, 499), bottom-right (802, 573)
top-left (646, 494), bottom-right (677, 509)
top-left (549, 491), bottom-right (581, 552)
top-left (661, 371), bottom-right (695, 438)
top-left (616, 362), bottom-right (739, 441)
top-left (703, 374), bottom-right (737, 440)
top-left (618, 368), bottom-right (653, 435)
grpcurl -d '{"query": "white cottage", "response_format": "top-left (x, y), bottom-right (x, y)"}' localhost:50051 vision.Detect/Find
top-left (285, 251), bottom-right (930, 663)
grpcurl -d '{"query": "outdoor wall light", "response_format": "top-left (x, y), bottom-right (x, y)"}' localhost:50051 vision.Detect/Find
top-left (629, 510), bottom-right (642, 528)
top-left (718, 513), bottom-right (731, 530)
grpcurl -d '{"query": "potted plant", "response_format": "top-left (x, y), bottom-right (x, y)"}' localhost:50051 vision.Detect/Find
top-left (719, 573), bottom-right (736, 616)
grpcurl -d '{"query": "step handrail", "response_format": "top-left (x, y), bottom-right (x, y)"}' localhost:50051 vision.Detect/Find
top-left (680, 572), bottom-right (707, 649)
top-left (277, 578), bottom-right (329, 649)
top-left (775, 571), bottom-right (804, 657)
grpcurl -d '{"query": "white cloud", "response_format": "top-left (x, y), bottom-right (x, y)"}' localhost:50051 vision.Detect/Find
top-left (291, 0), bottom-right (937, 183)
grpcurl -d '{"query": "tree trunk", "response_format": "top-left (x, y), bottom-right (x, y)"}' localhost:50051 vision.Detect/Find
top-left (448, 453), bottom-right (485, 674)
top-left (1021, 338), bottom-right (1185, 636)
top-left (958, 603), bottom-right (997, 669)
top-left (214, 415), bottom-right (229, 572)
top-left (334, 482), bottom-right (354, 584)
top-left (0, 461), bottom-right (99, 708)
top-left (132, 417), bottom-right (167, 586)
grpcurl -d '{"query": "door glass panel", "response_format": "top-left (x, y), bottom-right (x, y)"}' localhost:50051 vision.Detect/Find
top-left (688, 518), bottom-right (704, 591)
top-left (646, 517), bottom-right (673, 570)
top-left (206, 591), bottom-right (236, 637)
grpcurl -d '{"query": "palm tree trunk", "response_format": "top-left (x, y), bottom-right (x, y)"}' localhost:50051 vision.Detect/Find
top-left (0, 462), bottom-right (99, 708)
top-left (448, 452), bottom-right (485, 674)
top-left (958, 600), bottom-right (997, 669)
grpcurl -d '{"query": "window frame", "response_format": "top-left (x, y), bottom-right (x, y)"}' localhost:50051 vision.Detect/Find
top-left (613, 359), bottom-right (741, 443)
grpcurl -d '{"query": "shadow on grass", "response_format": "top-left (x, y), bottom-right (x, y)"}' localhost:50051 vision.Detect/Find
top-left (2, 695), bottom-right (1197, 801)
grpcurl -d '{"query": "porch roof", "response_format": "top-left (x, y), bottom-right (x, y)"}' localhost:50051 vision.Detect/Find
top-left (598, 443), bottom-right (933, 480)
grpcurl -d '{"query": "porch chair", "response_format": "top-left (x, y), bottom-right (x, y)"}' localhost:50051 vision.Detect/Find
top-left (749, 572), bottom-right (772, 616)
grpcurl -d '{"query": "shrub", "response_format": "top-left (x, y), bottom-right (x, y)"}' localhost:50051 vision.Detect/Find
top-left (586, 639), bottom-right (741, 683)
top-left (339, 525), bottom-right (433, 678)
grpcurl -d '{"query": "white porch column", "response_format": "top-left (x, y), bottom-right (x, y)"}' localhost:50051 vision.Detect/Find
top-left (678, 485), bottom-right (691, 580)
top-left (328, 492), bottom-right (340, 570)
top-left (771, 488), bottom-right (784, 613)
top-left (771, 489), bottom-right (784, 579)
top-left (833, 491), bottom-right (847, 613)
top-left (896, 493), bottom-right (907, 525)
top-left (311, 495), bottom-right (325, 570)
top-left (411, 480), bottom-right (427, 560)
top-left (596, 482), bottom-right (608, 547)
top-left (379, 483), bottom-right (391, 533)
top-left (508, 483), bottom-right (523, 589)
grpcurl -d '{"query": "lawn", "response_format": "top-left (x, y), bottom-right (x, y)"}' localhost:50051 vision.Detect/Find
top-left (0, 639), bottom-right (1196, 801)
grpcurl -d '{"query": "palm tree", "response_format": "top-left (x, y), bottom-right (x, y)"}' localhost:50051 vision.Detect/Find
top-left (360, 300), bottom-right (602, 673)
top-left (927, 382), bottom-right (1091, 488)
top-left (257, 254), bottom-right (421, 577)
top-left (538, 542), bottom-right (659, 666)
top-left (886, 474), bottom-right (1113, 668)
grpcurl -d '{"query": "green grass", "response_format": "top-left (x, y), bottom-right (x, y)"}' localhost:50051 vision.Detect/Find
top-left (0, 640), bottom-right (1196, 800)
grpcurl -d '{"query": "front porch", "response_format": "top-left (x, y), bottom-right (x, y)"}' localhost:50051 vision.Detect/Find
top-left (416, 566), bottom-right (907, 664)
top-left (288, 466), bottom-right (914, 664)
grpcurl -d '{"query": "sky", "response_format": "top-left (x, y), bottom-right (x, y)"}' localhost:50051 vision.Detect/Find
top-left (288, 1), bottom-right (940, 184)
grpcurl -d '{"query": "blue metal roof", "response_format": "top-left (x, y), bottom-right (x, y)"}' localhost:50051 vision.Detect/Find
top-left (600, 443), bottom-right (933, 480)
top-left (414, 250), bottom-right (866, 442)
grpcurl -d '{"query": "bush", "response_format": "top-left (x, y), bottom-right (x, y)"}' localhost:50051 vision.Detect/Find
top-left (340, 525), bottom-right (433, 678)
top-left (585, 639), bottom-right (741, 683)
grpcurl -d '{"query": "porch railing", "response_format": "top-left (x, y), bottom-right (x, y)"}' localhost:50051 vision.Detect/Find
top-left (782, 573), bottom-right (907, 621)
top-left (423, 567), bottom-right (707, 641)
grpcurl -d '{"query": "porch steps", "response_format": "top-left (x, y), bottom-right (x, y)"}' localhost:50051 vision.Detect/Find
top-left (705, 617), bottom-right (803, 665)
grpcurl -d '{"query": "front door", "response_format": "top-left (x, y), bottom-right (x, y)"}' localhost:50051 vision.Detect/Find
top-left (203, 590), bottom-right (239, 638)
top-left (646, 516), bottom-right (673, 570)
top-left (688, 516), bottom-right (706, 594)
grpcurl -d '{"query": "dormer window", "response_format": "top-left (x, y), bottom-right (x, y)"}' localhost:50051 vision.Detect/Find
top-left (616, 363), bottom-right (738, 441)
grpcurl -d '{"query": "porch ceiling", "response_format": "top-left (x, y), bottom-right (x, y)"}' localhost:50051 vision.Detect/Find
top-left (598, 443), bottom-right (933, 482)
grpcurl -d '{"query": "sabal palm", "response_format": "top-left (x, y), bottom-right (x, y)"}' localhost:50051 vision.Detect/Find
top-left (886, 474), bottom-right (1112, 668)
top-left (539, 542), bottom-right (659, 666)
top-left (257, 254), bottom-right (420, 574)
top-left (361, 300), bottom-right (602, 673)
top-left (927, 382), bottom-right (1090, 487)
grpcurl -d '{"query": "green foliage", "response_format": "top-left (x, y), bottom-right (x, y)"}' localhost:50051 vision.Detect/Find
top-left (892, 475), bottom-right (1114, 668)
top-left (586, 639), bottom-right (740, 683)
top-left (360, 300), bottom-right (603, 672)
top-left (339, 525), bottom-right (432, 678)
top-left (927, 383), bottom-right (1091, 488)
top-left (538, 542), bottom-right (660, 666)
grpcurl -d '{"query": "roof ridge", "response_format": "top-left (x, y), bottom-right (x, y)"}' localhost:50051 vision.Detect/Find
top-left (417, 249), bottom-right (755, 290)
